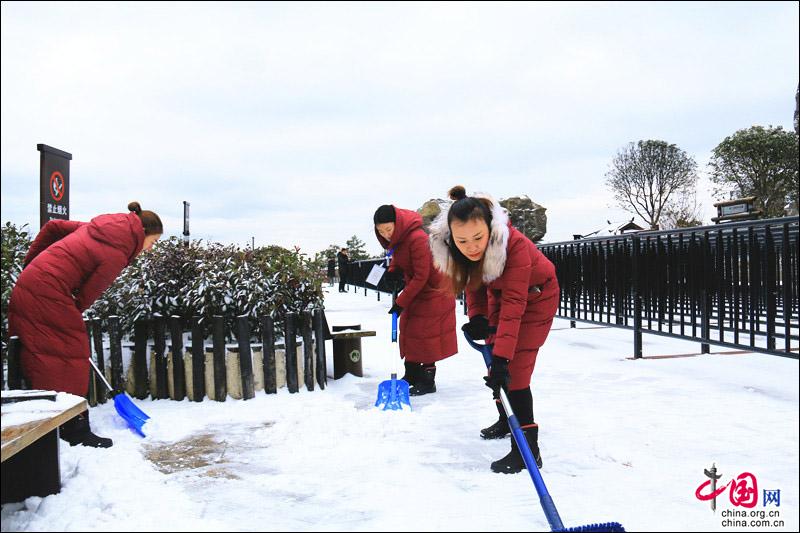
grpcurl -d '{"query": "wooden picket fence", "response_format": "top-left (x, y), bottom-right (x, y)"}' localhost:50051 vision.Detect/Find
top-left (4, 309), bottom-right (328, 404)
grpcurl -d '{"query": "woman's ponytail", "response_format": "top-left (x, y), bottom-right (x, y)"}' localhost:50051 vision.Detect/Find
top-left (128, 201), bottom-right (163, 236)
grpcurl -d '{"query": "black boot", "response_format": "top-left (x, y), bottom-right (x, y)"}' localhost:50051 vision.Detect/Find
top-left (490, 424), bottom-right (542, 473)
top-left (490, 387), bottom-right (540, 473)
top-left (401, 361), bottom-right (423, 386)
top-left (59, 410), bottom-right (113, 448)
top-left (480, 400), bottom-right (510, 439)
top-left (409, 364), bottom-right (436, 396)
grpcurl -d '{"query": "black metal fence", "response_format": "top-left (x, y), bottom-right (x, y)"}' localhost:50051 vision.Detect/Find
top-left (343, 258), bottom-right (466, 315)
top-left (538, 216), bottom-right (799, 359)
top-left (344, 259), bottom-right (404, 294)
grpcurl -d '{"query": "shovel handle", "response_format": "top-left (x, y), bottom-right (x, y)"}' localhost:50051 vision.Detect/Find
top-left (88, 357), bottom-right (114, 393)
top-left (463, 331), bottom-right (565, 531)
top-left (392, 311), bottom-right (398, 342)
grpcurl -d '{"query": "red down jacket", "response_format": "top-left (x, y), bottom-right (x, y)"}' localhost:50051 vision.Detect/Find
top-left (375, 207), bottom-right (457, 364)
top-left (8, 213), bottom-right (145, 395)
top-left (429, 197), bottom-right (559, 391)
top-left (465, 224), bottom-right (559, 390)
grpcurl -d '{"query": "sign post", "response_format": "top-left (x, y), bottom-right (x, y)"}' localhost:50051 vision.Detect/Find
top-left (37, 144), bottom-right (72, 229)
top-left (183, 201), bottom-right (190, 246)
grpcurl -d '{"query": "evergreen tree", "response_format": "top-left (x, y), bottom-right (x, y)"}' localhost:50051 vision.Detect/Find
top-left (708, 125), bottom-right (799, 218)
top-left (346, 235), bottom-right (369, 261)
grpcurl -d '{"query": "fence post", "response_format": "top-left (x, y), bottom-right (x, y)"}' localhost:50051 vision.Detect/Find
top-left (108, 316), bottom-right (123, 390)
top-left (285, 312), bottom-right (299, 393)
top-left (313, 309), bottom-right (327, 389)
top-left (91, 318), bottom-right (107, 404)
top-left (169, 316), bottom-right (186, 400)
top-left (764, 225), bottom-right (776, 352)
top-left (632, 235), bottom-right (643, 358)
top-left (303, 310), bottom-right (314, 391)
top-left (262, 316), bottom-right (277, 394)
top-left (782, 223), bottom-right (792, 353)
top-left (236, 315), bottom-right (255, 400)
top-left (191, 316), bottom-right (205, 401)
top-left (212, 315), bottom-right (227, 401)
top-left (84, 318), bottom-right (97, 406)
top-left (152, 314), bottom-right (168, 400)
top-left (7, 336), bottom-right (23, 389)
top-left (700, 231), bottom-right (711, 354)
top-left (133, 319), bottom-right (150, 399)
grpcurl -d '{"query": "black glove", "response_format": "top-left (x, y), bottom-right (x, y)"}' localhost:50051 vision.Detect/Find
top-left (483, 355), bottom-right (510, 398)
top-left (388, 303), bottom-right (404, 316)
top-left (461, 315), bottom-right (490, 340)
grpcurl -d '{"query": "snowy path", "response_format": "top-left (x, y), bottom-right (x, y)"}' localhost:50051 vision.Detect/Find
top-left (2, 287), bottom-right (798, 532)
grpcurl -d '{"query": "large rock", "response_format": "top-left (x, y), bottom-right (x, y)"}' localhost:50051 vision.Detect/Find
top-left (417, 195), bottom-right (547, 242)
top-left (499, 196), bottom-right (548, 242)
top-left (417, 199), bottom-right (450, 233)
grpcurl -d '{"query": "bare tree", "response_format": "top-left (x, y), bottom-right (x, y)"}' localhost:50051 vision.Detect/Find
top-left (606, 140), bottom-right (698, 229)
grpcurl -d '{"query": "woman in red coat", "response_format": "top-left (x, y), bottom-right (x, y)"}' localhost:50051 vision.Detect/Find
top-left (8, 202), bottom-right (162, 447)
top-left (374, 205), bottom-right (457, 395)
top-left (429, 186), bottom-right (559, 473)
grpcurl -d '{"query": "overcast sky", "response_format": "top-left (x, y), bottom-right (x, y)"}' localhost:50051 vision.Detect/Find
top-left (2, 1), bottom-right (797, 257)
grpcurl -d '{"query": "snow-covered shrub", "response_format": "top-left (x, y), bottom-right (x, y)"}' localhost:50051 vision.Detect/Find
top-left (1, 222), bottom-right (31, 350)
top-left (91, 238), bottom-right (324, 341)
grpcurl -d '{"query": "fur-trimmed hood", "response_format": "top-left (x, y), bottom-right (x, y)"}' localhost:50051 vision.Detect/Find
top-left (429, 193), bottom-right (510, 284)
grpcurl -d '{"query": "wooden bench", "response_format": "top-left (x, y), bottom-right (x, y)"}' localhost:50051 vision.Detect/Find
top-left (1, 390), bottom-right (88, 504)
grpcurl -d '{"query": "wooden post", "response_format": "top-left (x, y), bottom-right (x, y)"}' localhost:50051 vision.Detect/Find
top-left (152, 315), bottom-right (168, 400)
top-left (236, 315), bottom-right (255, 400)
top-left (191, 317), bottom-right (205, 401)
top-left (91, 318), bottom-right (107, 404)
top-left (169, 316), bottom-right (186, 400)
top-left (212, 315), bottom-right (227, 401)
top-left (108, 316), bottom-right (123, 390)
top-left (302, 310), bottom-right (314, 391)
top-left (313, 309), bottom-right (327, 389)
top-left (7, 336), bottom-right (22, 389)
top-left (84, 319), bottom-right (97, 406)
top-left (261, 316), bottom-right (277, 394)
top-left (285, 312), bottom-right (299, 393)
top-left (133, 319), bottom-right (149, 399)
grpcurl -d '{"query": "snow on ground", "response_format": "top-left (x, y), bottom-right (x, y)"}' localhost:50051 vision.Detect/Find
top-left (2, 286), bottom-right (798, 532)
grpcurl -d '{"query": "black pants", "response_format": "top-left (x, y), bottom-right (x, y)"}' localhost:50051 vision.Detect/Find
top-left (339, 275), bottom-right (347, 292)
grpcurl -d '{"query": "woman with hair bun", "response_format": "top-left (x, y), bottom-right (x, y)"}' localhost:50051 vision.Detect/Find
top-left (8, 202), bottom-right (162, 448)
top-left (429, 186), bottom-right (559, 473)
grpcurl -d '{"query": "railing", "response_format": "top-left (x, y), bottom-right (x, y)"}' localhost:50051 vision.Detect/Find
top-left (344, 258), bottom-right (467, 314)
top-left (538, 216), bottom-right (799, 359)
top-left (344, 258), bottom-right (403, 294)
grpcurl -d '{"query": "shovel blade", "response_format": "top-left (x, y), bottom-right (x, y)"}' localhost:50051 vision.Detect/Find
top-left (113, 393), bottom-right (150, 437)
top-left (374, 378), bottom-right (411, 410)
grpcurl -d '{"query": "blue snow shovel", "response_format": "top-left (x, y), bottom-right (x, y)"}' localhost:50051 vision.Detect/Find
top-left (374, 311), bottom-right (411, 410)
top-left (89, 357), bottom-right (150, 437)
top-left (464, 332), bottom-right (624, 533)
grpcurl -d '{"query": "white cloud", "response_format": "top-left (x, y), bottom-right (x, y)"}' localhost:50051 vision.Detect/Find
top-left (2, 1), bottom-right (797, 254)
